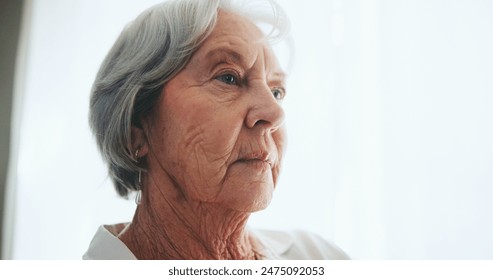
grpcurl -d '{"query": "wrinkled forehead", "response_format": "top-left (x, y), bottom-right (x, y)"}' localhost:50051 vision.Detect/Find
top-left (216, 10), bottom-right (265, 40)
top-left (195, 10), bottom-right (284, 74)
top-left (213, 5), bottom-right (292, 75)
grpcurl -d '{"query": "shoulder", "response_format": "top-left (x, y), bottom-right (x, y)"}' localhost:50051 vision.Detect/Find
top-left (252, 229), bottom-right (350, 260)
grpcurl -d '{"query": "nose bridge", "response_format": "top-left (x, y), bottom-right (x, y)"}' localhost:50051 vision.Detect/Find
top-left (245, 82), bottom-right (285, 130)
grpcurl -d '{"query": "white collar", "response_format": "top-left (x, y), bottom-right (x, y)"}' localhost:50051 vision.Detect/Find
top-left (83, 223), bottom-right (293, 260)
top-left (250, 228), bottom-right (293, 259)
top-left (83, 224), bottom-right (137, 260)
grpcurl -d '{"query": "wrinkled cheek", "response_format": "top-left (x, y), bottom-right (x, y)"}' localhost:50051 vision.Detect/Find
top-left (272, 128), bottom-right (287, 187)
top-left (182, 125), bottom-right (240, 200)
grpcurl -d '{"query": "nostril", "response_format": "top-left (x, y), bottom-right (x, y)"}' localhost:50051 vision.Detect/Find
top-left (253, 119), bottom-right (269, 127)
top-left (246, 105), bottom-right (285, 130)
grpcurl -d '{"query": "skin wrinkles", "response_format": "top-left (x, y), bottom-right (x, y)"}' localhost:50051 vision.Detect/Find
top-left (120, 10), bottom-right (286, 260)
top-left (140, 167), bottom-right (257, 259)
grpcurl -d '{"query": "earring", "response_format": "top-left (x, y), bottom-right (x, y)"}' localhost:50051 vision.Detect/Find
top-left (135, 170), bottom-right (142, 205)
top-left (134, 148), bottom-right (142, 205)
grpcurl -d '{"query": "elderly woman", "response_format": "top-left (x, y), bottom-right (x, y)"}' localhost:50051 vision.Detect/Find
top-left (84, 0), bottom-right (348, 260)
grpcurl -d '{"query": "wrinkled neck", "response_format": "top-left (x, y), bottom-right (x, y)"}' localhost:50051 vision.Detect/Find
top-left (118, 173), bottom-right (260, 260)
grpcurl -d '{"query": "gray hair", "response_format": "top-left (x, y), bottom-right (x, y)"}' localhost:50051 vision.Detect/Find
top-left (89, 0), bottom-right (290, 198)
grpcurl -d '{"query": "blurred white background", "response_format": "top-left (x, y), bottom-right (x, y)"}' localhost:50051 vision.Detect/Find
top-left (3, 0), bottom-right (493, 259)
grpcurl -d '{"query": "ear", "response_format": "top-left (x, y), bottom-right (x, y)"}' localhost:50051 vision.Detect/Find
top-left (131, 125), bottom-right (149, 159)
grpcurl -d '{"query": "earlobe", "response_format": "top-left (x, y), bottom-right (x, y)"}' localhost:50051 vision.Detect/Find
top-left (131, 125), bottom-right (149, 158)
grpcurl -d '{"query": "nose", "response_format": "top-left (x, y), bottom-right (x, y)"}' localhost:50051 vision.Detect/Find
top-left (245, 85), bottom-right (285, 131)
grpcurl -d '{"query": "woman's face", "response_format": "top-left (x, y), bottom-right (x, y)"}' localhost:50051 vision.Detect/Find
top-left (144, 11), bottom-right (286, 212)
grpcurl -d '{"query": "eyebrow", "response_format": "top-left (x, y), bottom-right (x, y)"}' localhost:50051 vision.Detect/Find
top-left (205, 47), bottom-right (244, 65)
top-left (205, 47), bottom-right (287, 82)
top-left (271, 71), bottom-right (286, 82)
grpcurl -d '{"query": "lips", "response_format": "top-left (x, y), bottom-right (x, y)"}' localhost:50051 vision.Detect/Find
top-left (236, 151), bottom-right (274, 168)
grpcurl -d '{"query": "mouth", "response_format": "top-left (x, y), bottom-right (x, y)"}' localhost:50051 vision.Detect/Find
top-left (236, 151), bottom-right (274, 168)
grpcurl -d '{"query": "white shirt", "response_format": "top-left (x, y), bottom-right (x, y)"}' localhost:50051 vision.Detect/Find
top-left (83, 223), bottom-right (349, 260)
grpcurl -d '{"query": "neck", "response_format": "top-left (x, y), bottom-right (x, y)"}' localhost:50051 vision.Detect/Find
top-left (118, 173), bottom-right (259, 260)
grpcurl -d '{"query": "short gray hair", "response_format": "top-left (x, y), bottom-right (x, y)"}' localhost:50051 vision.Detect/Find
top-left (89, 0), bottom-right (290, 198)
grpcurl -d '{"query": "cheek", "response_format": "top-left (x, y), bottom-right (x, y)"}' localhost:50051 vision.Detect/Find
top-left (186, 107), bottom-right (243, 159)
top-left (272, 127), bottom-right (287, 185)
top-left (167, 105), bottom-right (245, 198)
top-left (273, 127), bottom-right (287, 161)
top-left (165, 97), bottom-right (239, 154)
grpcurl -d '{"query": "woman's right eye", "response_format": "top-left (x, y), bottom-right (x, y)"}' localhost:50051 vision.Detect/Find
top-left (216, 73), bottom-right (238, 85)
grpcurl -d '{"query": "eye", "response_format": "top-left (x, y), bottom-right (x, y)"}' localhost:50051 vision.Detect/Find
top-left (216, 73), bottom-right (239, 85)
top-left (271, 87), bottom-right (286, 100)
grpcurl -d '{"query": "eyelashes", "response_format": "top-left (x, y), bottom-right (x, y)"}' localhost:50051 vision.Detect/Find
top-left (214, 71), bottom-right (286, 100)
top-left (215, 72), bottom-right (239, 86)
top-left (271, 87), bottom-right (286, 100)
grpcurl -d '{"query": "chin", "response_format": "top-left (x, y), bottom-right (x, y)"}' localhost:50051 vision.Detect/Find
top-left (220, 182), bottom-right (274, 213)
